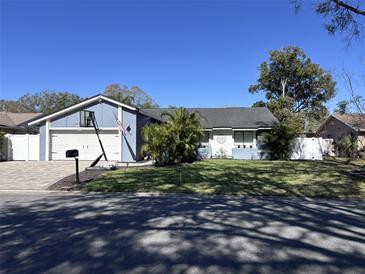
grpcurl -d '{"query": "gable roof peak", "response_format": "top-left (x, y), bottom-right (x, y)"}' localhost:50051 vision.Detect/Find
top-left (28, 94), bottom-right (136, 126)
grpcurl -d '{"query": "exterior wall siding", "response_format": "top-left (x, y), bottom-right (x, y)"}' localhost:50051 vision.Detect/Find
top-left (39, 125), bottom-right (46, 161)
top-left (317, 116), bottom-right (356, 141)
top-left (51, 101), bottom-right (118, 128)
top-left (198, 130), bottom-right (270, 160)
top-left (36, 101), bottom-right (139, 161)
top-left (317, 116), bottom-right (365, 156)
top-left (232, 148), bottom-right (259, 160)
top-left (122, 108), bottom-right (137, 162)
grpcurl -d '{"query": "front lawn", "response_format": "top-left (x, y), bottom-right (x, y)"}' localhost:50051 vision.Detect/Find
top-left (86, 158), bottom-right (365, 198)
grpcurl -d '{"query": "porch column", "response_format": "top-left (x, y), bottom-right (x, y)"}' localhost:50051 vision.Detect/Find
top-left (25, 133), bottom-right (29, 161)
top-left (253, 131), bottom-right (257, 148)
top-left (45, 120), bottom-right (50, 161)
top-left (118, 106), bottom-right (123, 162)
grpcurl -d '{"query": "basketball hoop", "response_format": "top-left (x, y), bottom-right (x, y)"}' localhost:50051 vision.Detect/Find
top-left (80, 110), bottom-right (94, 127)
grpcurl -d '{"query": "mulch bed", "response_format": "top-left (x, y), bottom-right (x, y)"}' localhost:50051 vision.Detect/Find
top-left (49, 163), bottom-right (153, 191)
top-left (48, 169), bottom-right (109, 191)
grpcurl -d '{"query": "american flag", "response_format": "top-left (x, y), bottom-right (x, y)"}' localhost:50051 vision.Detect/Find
top-left (114, 113), bottom-right (125, 135)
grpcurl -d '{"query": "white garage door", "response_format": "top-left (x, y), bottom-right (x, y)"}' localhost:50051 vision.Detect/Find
top-left (51, 130), bottom-right (120, 161)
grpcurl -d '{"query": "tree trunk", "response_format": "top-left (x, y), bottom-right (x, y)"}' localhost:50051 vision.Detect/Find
top-left (281, 79), bottom-right (287, 97)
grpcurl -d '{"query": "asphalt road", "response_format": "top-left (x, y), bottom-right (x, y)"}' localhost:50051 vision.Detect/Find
top-left (1, 192), bottom-right (365, 274)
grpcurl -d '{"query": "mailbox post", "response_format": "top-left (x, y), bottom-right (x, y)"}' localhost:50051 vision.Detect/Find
top-left (66, 149), bottom-right (79, 184)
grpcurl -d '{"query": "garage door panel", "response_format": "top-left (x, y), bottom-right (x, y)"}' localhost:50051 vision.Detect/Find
top-left (51, 130), bottom-right (120, 161)
top-left (83, 133), bottom-right (119, 160)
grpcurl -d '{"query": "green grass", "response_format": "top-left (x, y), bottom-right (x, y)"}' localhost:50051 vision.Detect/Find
top-left (86, 158), bottom-right (365, 198)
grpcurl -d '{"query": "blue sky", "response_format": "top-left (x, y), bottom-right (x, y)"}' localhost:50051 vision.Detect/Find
top-left (1, 0), bottom-right (364, 110)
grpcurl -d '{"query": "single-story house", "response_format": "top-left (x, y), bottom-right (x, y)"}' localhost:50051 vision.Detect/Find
top-left (21, 94), bottom-right (278, 161)
top-left (141, 107), bottom-right (278, 159)
top-left (0, 112), bottom-right (41, 134)
top-left (316, 113), bottom-right (365, 154)
top-left (0, 112), bottom-right (42, 160)
top-left (27, 94), bottom-right (156, 162)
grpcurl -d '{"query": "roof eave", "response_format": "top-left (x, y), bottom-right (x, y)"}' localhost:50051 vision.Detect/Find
top-left (28, 95), bottom-right (136, 126)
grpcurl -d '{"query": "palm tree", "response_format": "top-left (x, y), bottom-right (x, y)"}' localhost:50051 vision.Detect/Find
top-left (142, 108), bottom-right (203, 166)
top-left (162, 108), bottom-right (203, 163)
top-left (142, 123), bottom-right (172, 166)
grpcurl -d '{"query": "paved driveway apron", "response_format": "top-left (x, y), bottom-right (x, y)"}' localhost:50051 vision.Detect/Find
top-left (0, 161), bottom-right (90, 190)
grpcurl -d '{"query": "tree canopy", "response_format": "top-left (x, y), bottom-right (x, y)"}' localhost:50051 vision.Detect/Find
top-left (334, 100), bottom-right (351, 114)
top-left (249, 46), bottom-right (336, 132)
top-left (0, 91), bottom-right (82, 114)
top-left (294, 0), bottom-right (365, 42)
top-left (103, 84), bottom-right (159, 109)
top-left (0, 84), bottom-right (159, 114)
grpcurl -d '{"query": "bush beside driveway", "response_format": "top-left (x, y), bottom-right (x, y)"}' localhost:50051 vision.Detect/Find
top-left (87, 158), bottom-right (365, 199)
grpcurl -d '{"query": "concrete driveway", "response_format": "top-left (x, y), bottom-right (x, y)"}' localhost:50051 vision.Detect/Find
top-left (1, 193), bottom-right (364, 274)
top-left (0, 161), bottom-right (90, 190)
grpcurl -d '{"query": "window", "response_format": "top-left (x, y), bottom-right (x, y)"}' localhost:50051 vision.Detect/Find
top-left (80, 110), bottom-right (93, 127)
top-left (244, 131), bottom-right (253, 144)
top-left (234, 131), bottom-right (255, 148)
top-left (234, 131), bottom-right (244, 148)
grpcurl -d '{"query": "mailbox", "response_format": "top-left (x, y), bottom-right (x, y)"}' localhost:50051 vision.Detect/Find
top-left (65, 149), bottom-right (80, 184)
top-left (66, 149), bottom-right (79, 158)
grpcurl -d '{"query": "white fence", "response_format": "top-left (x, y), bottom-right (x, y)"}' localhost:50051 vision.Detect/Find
top-left (321, 138), bottom-right (336, 156)
top-left (2, 134), bottom-right (40, 161)
top-left (290, 137), bottom-right (324, 160)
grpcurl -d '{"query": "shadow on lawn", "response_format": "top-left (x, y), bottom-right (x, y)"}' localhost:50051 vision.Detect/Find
top-left (1, 194), bottom-right (365, 274)
top-left (88, 159), bottom-right (365, 198)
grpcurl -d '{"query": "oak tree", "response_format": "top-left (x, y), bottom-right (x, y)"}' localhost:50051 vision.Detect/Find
top-left (249, 46), bottom-right (336, 132)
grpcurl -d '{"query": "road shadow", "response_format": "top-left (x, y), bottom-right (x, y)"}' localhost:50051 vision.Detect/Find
top-left (1, 194), bottom-right (365, 274)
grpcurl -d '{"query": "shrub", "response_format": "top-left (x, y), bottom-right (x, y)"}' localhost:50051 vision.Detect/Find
top-left (142, 123), bottom-right (173, 166)
top-left (336, 134), bottom-right (357, 158)
top-left (216, 148), bottom-right (227, 159)
top-left (262, 124), bottom-right (298, 160)
top-left (0, 131), bottom-right (5, 160)
top-left (142, 108), bottom-right (203, 166)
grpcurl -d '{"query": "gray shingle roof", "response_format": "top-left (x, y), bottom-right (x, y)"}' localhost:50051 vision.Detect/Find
top-left (141, 107), bottom-right (278, 129)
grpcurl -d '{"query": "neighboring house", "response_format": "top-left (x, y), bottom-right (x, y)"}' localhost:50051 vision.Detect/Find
top-left (0, 112), bottom-right (42, 160)
top-left (22, 94), bottom-right (278, 162)
top-left (0, 112), bottom-right (41, 134)
top-left (141, 107), bottom-right (278, 159)
top-left (317, 113), bottom-right (365, 154)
